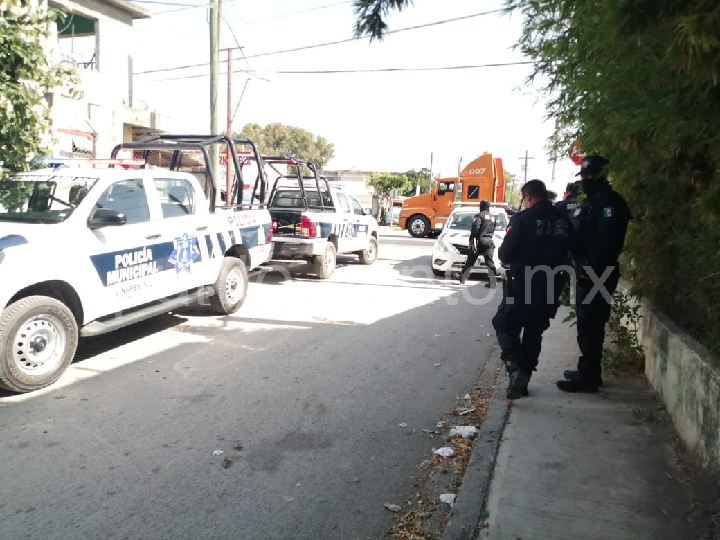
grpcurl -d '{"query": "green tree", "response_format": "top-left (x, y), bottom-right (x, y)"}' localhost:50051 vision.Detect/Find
top-left (366, 172), bottom-right (407, 208)
top-left (0, 3), bottom-right (80, 177)
top-left (503, 169), bottom-right (521, 206)
top-left (400, 167), bottom-right (432, 196)
top-left (237, 123), bottom-right (335, 169)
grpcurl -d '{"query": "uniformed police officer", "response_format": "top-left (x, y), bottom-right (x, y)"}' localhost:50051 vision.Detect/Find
top-left (555, 181), bottom-right (580, 221)
top-left (492, 180), bottom-right (572, 399)
top-left (554, 181), bottom-right (580, 305)
top-left (558, 155), bottom-right (632, 393)
top-left (459, 200), bottom-right (497, 288)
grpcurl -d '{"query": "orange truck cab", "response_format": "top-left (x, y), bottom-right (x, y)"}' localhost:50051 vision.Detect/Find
top-left (398, 153), bottom-right (505, 238)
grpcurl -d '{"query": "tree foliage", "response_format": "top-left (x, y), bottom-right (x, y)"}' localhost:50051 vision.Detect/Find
top-left (401, 167), bottom-right (432, 196)
top-left (503, 169), bottom-right (521, 206)
top-left (0, 2), bottom-right (81, 177)
top-left (352, 0), bottom-right (412, 40)
top-left (367, 172), bottom-right (407, 200)
top-left (237, 123), bottom-right (335, 169)
top-left (504, 0), bottom-right (720, 355)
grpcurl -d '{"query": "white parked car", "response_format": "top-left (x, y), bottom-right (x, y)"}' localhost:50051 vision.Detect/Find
top-left (431, 207), bottom-right (508, 278)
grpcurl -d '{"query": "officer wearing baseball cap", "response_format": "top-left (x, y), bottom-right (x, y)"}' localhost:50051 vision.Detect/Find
top-left (558, 155), bottom-right (632, 393)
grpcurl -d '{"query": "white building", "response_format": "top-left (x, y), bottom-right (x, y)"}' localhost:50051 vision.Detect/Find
top-left (47, 0), bottom-right (174, 159)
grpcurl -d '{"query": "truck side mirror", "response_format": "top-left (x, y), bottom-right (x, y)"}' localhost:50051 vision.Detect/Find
top-left (363, 207), bottom-right (372, 216)
top-left (88, 208), bottom-right (128, 229)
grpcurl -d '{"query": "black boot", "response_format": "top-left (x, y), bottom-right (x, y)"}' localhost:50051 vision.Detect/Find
top-left (563, 369), bottom-right (603, 386)
top-left (556, 376), bottom-right (599, 393)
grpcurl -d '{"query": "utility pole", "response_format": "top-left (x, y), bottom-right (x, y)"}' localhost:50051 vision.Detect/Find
top-left (209, 0), bottom-right (221, 206)
top-left (518, 150), bottom-right (535, 183)
top-left (225, 48), bottom-right (232, 204)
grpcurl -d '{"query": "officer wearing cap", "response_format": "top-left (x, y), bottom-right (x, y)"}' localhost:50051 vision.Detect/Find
top-left (492, 180), bottom-right (572, 399)
top-left (460, 200), bottom-right (497, 287)
top-left (558, 155), bottom-right (632, 393)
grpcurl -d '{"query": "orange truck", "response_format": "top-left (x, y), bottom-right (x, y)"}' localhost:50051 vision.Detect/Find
top-left (398, 152), bottom-right (506, 238)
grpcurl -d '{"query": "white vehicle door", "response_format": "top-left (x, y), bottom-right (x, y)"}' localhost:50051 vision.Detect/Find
top-left (333, 192), bottom-right (356, 253)
top-left (150, 177), bottom-right (214, 298)
top-left (86, 177), bottom-right (167, 314)
top-left (347, 195), bottom-right (372, 251)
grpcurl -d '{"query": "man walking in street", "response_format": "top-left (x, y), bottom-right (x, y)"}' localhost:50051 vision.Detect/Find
top-left (558, 156), bottom-right (632, 393)
top-left (492, 180), bottom-right (572, 399)
top-left (459, 200), bottom-right (497, 288)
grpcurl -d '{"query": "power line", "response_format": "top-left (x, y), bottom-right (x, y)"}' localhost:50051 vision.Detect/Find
top-left (134, 8), bottom-right (505, 76)
top-left (141, 61), bottom-right (533, 83)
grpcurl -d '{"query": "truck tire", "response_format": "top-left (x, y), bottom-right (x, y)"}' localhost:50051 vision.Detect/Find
top-left (358, 236), bottom-right (378, 265)
top-left (210, 257), bottom-right (249, 315)
top-left (314, 242), bottom-right (337, 279)
top-left (408, 215), bottom-right (430, 238)
top-left (0, 296), bottom-right (78, 394)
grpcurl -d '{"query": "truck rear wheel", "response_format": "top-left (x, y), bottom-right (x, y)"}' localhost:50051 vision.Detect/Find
top-left (0, 296), bottom-right (78, 394)
top-left (210, 257), bottom-right (249, 315)
top-left (314, 242), bottom-right (337, 279)
top-left (408, 215), bottom-right (430, 238)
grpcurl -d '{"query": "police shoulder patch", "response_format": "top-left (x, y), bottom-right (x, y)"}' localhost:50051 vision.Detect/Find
top-left (573, 207), bottom-right (582, 217)
top-left (603, 207), bottom-right (614, 218)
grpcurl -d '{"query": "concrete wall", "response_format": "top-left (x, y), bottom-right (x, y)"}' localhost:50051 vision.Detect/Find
top-left (626, 284), bottom-right (720, 469)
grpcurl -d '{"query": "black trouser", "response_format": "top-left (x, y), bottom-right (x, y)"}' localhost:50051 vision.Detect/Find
top-left (576, 267), bottom-right (620, 381)
top-left (461, 238), bottom-right (496, 279)
top-left (492, 300), bottom-right (551, 378)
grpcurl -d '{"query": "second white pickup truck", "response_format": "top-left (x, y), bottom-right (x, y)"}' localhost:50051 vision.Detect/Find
top-left (247, 156), bottom-right (379, 279)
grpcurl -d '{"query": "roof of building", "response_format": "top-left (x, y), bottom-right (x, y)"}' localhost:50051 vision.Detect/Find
top-left (51, 0), bottom-right (152, 20)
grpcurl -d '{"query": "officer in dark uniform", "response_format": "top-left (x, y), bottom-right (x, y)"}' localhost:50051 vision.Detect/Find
top-left (492, 180), bottom-right (572, 399)
top-left (558, 155), bottom-right (632, 393)
top-left (459, 200), bottom-right (497, 288)
top-left (555, 181), bottom-right (580, 221)
top-left (554, 181), bottom-right (580, 305)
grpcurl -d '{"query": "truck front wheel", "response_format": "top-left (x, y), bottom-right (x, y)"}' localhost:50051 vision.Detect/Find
top-left (0, 296), bottom-right (78, 394)
top-left (210, 257), bottom-right (249, 315)
top-left (408, 215), bottom-right (430, 238)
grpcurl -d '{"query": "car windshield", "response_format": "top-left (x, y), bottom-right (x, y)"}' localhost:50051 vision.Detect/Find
top-left (492, 212), bottom-right (508, 231)
top-left (445, 211), bottom-right (508, 231)
top-left (0, 173), bottom-right (98, 223)
top-left (446, 213), bottom-right (476, 229)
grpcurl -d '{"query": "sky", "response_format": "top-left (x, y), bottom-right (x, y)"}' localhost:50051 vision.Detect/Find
top-left (129, 0), bottom-right (581, 194)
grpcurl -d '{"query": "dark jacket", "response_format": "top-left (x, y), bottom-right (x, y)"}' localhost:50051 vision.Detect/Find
top-left (499, 200), bottom-right (573, 309)
top-left (555, 195), bottom-right (578, 225)
top-left (572, 181), bottom-right (632, 277)
top-left (470, 210), bottom-right (495, 247)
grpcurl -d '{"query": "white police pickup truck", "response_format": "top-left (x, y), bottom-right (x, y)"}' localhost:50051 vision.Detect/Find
top-left (0, 152), bottom-right (272, 393)
top-left (246, 156), bottom-right (379, 279)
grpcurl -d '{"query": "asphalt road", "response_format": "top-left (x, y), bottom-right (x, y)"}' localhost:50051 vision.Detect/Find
top-left (0, 228), bottom-right (502, 540)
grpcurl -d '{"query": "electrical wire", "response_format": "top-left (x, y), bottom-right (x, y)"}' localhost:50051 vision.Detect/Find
top-left (134, 8), bottom-right (505, 76)
top-left (141, 61), bottom-right (533, 83)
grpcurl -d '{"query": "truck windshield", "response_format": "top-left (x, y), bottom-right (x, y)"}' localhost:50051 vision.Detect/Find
top-left (0, 173), bottom-right (98, 223)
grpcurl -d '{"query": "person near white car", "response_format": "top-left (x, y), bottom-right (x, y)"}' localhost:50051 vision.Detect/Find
top-left (459, 200), bottom-right (497, 287)
top-left (431, 205), bottom-right (508, 281)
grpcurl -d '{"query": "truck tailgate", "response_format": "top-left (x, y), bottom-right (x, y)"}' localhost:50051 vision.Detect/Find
top-left (270, 209), bottom-right (303, 237)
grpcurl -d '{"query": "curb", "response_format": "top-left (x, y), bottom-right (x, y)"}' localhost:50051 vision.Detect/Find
top-left (442, 349), bottom-right (510, 540)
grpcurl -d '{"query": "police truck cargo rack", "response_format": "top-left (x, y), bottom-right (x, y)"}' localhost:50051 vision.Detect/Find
top-left (0, 134), bottom-right (273, 394)
top-left (242, 155), bottom-right (380, 279)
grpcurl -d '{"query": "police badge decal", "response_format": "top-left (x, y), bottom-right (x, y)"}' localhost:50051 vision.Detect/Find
top-left (168, 233), bottom-right (201, 274)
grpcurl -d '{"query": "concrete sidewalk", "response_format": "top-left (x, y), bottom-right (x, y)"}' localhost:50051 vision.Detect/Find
top-left (479, 306), bottom-right (694, 540)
